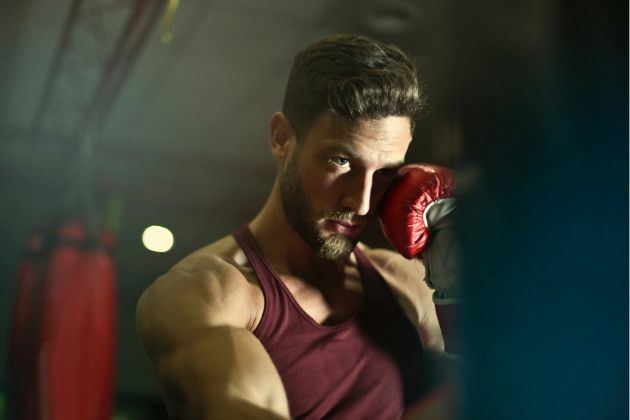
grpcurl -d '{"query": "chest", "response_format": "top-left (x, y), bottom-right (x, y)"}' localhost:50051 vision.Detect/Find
top-left (279, 271), bottom-right (364, 326)
top-left (253, 274), bottom-right (428, 419)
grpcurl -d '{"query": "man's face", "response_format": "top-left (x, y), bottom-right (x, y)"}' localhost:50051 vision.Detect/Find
top-left (280, 112), bottom-right (412, 261)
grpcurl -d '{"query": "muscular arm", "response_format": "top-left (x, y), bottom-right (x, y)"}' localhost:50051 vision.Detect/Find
top-left (136, 255), bottom-right (289, 419)
top-left (363, 246), bottom-right (444, 351)
top-left (365, 247), bottom-right (459, 419)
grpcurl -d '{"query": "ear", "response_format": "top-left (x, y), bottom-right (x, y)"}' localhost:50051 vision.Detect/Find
top-left (270, 112), bottom-right (296, 163)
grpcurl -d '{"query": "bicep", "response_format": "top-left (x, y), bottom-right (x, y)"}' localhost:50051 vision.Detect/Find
top-left (404, 257), bottom-right (444, 351)
top-left (366, 247), bottom-right (444, 351)
top-left (154, 326), bottom-right (289, 419)
top-left (417, 286), bottom-right (445, 352)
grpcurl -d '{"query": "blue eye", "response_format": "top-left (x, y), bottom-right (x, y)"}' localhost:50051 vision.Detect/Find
top-left (331, 157), bottom-right (349, 166)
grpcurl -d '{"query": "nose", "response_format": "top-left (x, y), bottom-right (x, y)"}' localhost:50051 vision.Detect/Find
top-left (342, 172), bottom-right (374, 216)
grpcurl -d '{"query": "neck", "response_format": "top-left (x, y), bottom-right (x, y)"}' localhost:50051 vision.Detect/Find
top-left (249, 179), bottom-right (349, 280)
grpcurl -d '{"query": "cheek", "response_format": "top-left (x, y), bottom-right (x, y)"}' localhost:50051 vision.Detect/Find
top-left (300, 169), bottom-right (342, 209)
top-left (307, 175), bottom-right (337, 204)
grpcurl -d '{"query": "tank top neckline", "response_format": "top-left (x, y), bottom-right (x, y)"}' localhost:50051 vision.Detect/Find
top-left (235, 224), bottom-right (374, 332)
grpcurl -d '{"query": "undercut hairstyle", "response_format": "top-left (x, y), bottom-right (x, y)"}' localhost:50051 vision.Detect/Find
top-left (282, 34), bottom-right (425, 142)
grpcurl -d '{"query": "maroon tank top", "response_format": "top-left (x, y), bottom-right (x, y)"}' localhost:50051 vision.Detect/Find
top-left (233, 226), bottom-right (427, 419)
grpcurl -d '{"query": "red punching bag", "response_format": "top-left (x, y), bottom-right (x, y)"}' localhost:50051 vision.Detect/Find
top-left (8, 218), bottom-right (117, 419)
top-left (8, 230), bottom-right (43, 420)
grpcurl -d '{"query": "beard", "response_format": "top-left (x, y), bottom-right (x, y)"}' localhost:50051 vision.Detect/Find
top-left (279, 149), bottom-right (358, 261)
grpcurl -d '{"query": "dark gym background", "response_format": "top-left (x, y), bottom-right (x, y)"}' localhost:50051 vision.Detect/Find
top-left (0, 0), bottom-right (627, 418)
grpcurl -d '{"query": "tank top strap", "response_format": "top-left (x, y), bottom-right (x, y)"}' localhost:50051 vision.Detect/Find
top-left (232, 225), bottom-right (272, 284)
top-left (231, 224), bottom-right (285, 338)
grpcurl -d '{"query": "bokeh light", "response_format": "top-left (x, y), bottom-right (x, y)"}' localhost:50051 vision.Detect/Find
top-left (142, 226), bottom-right (174, 253)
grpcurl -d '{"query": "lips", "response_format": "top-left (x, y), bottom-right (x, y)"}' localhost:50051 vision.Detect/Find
top-left (323, 219), bottom-right (365, 237)
top-left (334, 219), bottom-right (360, 227)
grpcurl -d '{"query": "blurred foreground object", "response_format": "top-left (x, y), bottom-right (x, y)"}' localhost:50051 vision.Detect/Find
top-left (451, 0), bottom-right (628, 418)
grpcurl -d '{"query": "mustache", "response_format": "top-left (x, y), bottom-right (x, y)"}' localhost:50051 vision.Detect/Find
top-left (320, 210), bottom-right (371, 224)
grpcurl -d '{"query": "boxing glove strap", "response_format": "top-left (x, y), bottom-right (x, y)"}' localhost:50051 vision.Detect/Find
top-left (432, 291), bottom-right (461, 305)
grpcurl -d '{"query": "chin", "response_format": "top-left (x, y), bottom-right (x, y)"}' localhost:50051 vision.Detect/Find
top-left (317, 234), bottom-right (356, 261)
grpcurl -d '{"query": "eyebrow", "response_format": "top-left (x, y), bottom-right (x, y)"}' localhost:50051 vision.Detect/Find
top-left (323, 143), bottom-right (362, 161)
top-left (322, 142), bottom-right (405, 170)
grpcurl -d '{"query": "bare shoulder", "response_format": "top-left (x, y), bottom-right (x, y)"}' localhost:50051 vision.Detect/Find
top-left (359, 243), bottom-right (425, 284)
top-left (136, 234), bottom-right (261, 355)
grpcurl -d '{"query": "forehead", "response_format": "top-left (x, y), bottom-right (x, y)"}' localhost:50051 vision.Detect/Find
top-left (302, 112), bottom-right (412, 161)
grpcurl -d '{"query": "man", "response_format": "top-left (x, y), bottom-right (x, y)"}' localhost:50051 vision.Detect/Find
top-left (136, 34), bottom-right (458, 419)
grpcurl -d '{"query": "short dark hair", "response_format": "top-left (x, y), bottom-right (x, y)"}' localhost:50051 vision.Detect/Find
top-left (282, 34), bottom-right (425, 141)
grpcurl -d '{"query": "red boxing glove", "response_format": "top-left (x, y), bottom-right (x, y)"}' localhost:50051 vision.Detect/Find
top-left (379, 164), bottom-right (456, 259)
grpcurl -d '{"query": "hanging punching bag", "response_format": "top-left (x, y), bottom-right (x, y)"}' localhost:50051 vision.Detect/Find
top-left (8, 218), bottom-right (117, 420)
top-left (8, 230), bottom-right (44, 420)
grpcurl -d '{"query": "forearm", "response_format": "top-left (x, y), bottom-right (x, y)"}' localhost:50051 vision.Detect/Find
top-left (402, 349), bottom-right (461, 420)
top-left (149, 326), bottom-right (290, 420)
top-left (193, 382), bottom-right (290, 420)
top-left (176, 394), bottom-right (289, 420)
